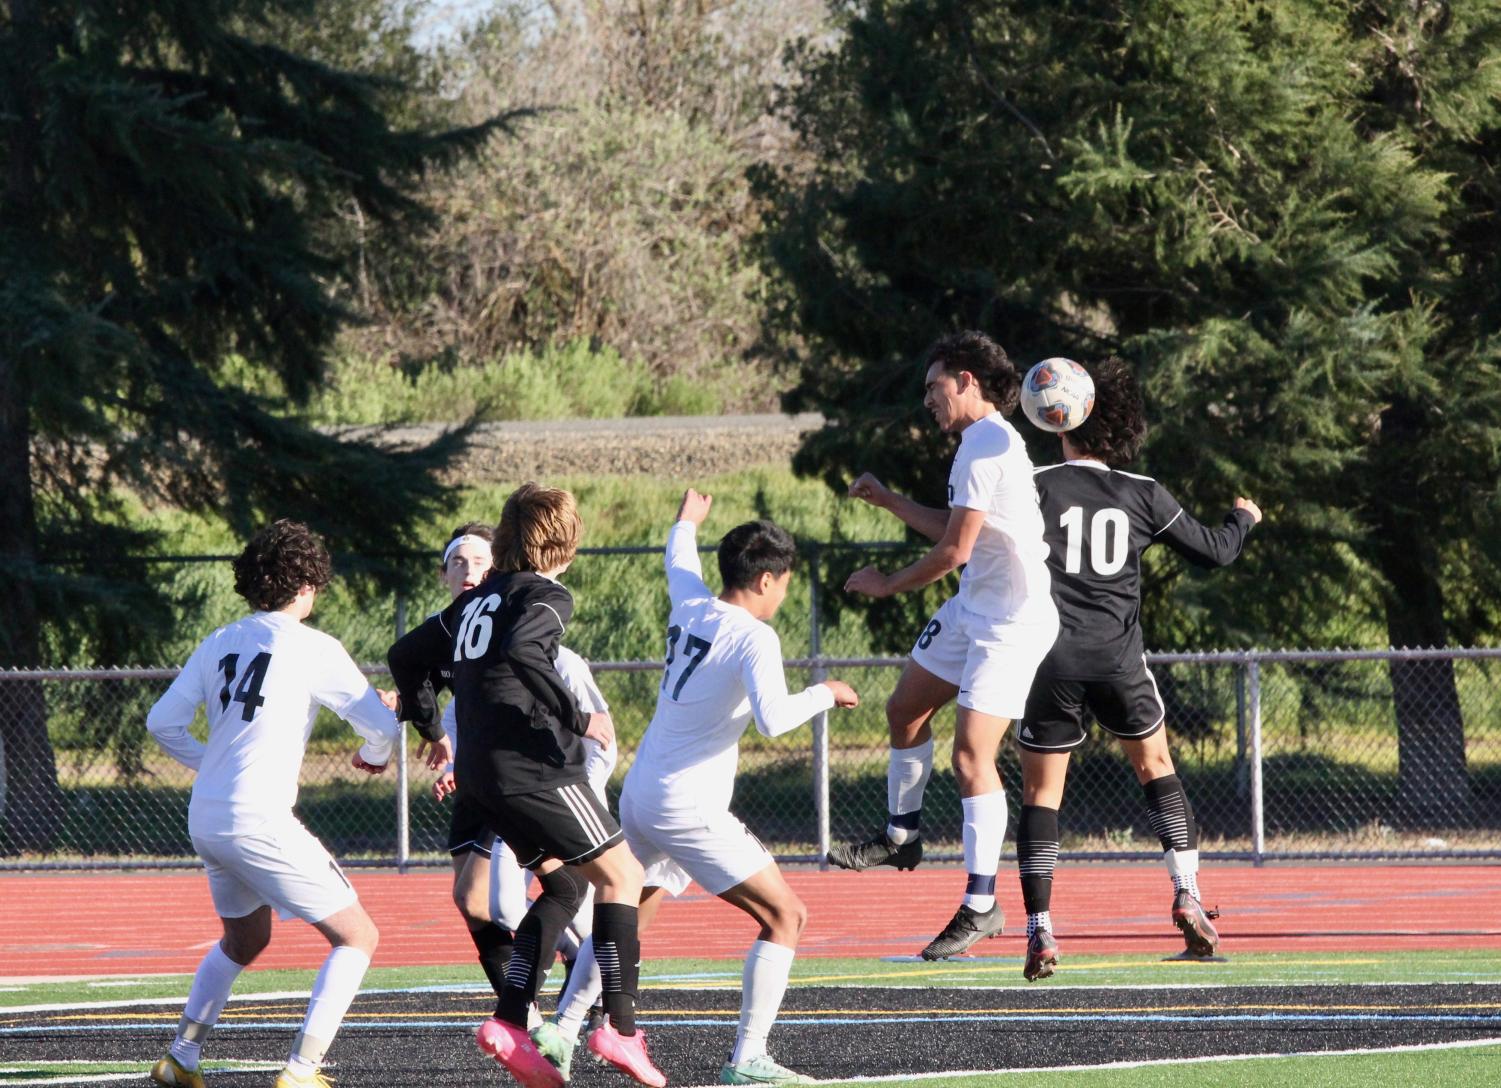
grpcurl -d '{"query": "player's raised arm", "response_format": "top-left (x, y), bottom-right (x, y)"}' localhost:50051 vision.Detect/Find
top-left (666, 488), bottom-right (714, 606)
top-left (848, 472), bottom-right (950, 543)
top-left (1153, 487), bottom-right (1262, 568)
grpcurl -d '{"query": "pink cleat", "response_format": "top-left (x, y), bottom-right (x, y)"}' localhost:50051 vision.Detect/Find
top-left (587, 1021), bottom-right (667, 1087)
top-left (476, 1016), bottom-right (565, 1088)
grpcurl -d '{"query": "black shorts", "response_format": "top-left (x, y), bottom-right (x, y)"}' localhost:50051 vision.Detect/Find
top-left (473, 781), bottom-right (622, 869)
top-left (447, 794), bottom-right (497, 858)
top-left (1017, 657), bottom-right (1166, 752)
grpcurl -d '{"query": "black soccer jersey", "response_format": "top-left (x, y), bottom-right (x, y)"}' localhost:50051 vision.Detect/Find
top-left (388, 570), bottom-right (590, 797)
top-left (1033, 461), bottom-right (1255, 679)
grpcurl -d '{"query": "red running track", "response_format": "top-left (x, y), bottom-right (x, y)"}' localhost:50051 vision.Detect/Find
top-left (2, 864), bottom-right (1498, 978)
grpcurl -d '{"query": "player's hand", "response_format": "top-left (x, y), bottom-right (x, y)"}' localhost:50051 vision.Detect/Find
top-left (844, 565), bottom-right (893, 598)
top-left (375, 687), bottom-right (400, 712)
top-left (417, 734), bottom-right (454, 770)
top-left (432, 770), bottom-right (456, 802)
top-left (676, 488), bottom-right (713, 527)
top-left (352, 751), bottom-right (387, 775)
top-left (848, 472), bottom-right (890, 509)
top-left (1235, 497), bottom-right (1263, 524)
top-left (822, 679), bottom-right (860, 708)
top-left (584, 711), bottom-right (616, 749)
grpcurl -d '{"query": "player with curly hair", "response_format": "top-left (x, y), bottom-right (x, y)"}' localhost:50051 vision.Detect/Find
top-left (1014, 357), bottom-right (1262, 980)
top-left (145, 519), bottom-right (448, 1088)
top-left (831, 331), bottom-right (1060, 962)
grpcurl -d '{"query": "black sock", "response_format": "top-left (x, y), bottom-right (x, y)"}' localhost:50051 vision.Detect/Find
top-left (497, 867), bottom-right (586, 1025)
top-left (592, 901), bottom-right (641, 1035)
top-left (469, 922), bottom-right (514, 1001)
top-left (1017, 805), bottom-right (1060, 916)
top-left (1142, 774), bottom-right (1197, 852)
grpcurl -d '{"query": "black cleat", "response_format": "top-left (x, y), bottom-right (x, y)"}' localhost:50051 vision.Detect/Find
top-left (1172, 889), bottom-right (1221, 956)
top-left (1023, 928), bottom-right (1059, 981)
top-left (920, 903), bottom-right (1005, 960)
top-left (583, 1003), bottom-right (605, 1039)
top-left (827, 830), bottom-right (923, 872)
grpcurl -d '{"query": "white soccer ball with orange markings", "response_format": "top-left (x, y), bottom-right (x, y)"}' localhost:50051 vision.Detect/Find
top-left (1020, 357), bottom-right (1095, 433)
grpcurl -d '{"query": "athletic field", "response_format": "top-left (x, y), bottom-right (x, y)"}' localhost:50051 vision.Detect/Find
top-left (3, 864), bottom-right (1498, 1086)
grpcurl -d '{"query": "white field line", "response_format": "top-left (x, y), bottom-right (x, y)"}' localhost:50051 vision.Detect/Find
top-left (680, 1035), bottom-right (1501, 1086)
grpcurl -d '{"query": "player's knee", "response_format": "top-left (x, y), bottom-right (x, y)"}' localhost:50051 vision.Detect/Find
top-left (539, 865), bottom-right (589, 917)
top-left (452, 881), bottom-right (489, 928)
top-left (220, 931), bottom-right (268, 965)
top-left (784, 895), bottom-right (809, 937)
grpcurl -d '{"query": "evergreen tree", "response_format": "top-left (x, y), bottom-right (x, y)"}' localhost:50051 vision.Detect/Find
top-left (759, 0), bottom-right (1501, 822)
top-left (0, 0), bottom-right (505, 850)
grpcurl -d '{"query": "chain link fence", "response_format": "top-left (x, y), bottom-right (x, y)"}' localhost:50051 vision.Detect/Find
top-left (2, 646), bottom-right (1498, 869)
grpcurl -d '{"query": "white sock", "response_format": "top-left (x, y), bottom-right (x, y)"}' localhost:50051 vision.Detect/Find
top-left (287, 945), bottom-right (370, 1073)
top-left (960, 790), bottom-right (1007, 912)
top-left (730, 939), bottom-right (795, 1066)
top-left (169, 943), bottom-right (244, 1070)
top-left (491, 841), bottom-right (531, 931)
top-left (885, 738), bottom-right (933, 845)
top-left (1165, 848), bottom-right (1201, 900)
top-left (555, 934), bottom-right (601, 1039)
top-left (571, 881), bottom-right (597, 941)
top-left (1027, 911), bottom-right (1052, 938)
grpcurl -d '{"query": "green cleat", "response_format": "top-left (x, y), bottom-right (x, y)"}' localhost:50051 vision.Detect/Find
top-left (720, 1053), bottom-right (815, 1085)
top-left (531, 1021), bottom-right (577, 1081)
top-left (151, 1055), bottom-right (207, 1088)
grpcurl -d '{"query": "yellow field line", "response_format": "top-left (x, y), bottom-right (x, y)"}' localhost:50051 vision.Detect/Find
top-left (51, 998), bottom-right (1501, 1025)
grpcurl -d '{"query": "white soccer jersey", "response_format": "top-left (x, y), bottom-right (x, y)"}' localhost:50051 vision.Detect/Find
top-left (146, 611), bottom-right (400, 840)
top-left (441, 644), bottom-right (617, 792)
top-left (947, 411), bottom-right (1054, 622)
top-left (624, 520), bottom-right (835, 811)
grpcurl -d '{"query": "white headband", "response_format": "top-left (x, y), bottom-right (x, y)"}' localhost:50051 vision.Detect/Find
top-left (442, 534), bottom-right (493, 567)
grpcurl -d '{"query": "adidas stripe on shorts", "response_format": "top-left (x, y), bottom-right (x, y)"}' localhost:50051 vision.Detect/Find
top-left (474, 781), bottom-right (623, 868)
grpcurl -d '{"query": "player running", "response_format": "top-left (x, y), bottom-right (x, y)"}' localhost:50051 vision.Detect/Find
top-left (146, 519), bottom-right (448, 1088)
top-left (1015, 357), bottom-right (1261, 980)
top-left (831, 331), bottom-right (1059, 961)
top-left (388, 484), bottom-right (662, 1088)
top-left (535, 489), bottom-right (859, 1086)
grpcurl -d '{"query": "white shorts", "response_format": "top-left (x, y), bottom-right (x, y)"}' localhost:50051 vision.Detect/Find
top-left (619, 789), bottom-right (772, 898)
top-left (909, 596), bottom-right (1059, 719)
top-left (193, 819), bottom-right (358, 924)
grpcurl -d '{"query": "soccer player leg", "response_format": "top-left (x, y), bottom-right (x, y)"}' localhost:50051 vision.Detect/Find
top-left (280, 900), bottom-right (378, 1085)
top-left (1017, 753), bottom-right (1069, 981)
top-left (158, 844), bottom-right (268, 1085)
top-left (827, 610), bottom-right (959, 872)
top-left (491, 835), bottom-right (532, 933)
top-left (573, 844), bottom-right (666, 1088)
top-left (501, 862), bottom-right (587, 1026)
top-left (716, 860), bottom-right (811, 1085)
top-left (1015, 674), bottom-right (1086, 980)
top-left (451, 802), bottom-right (516, 1007)
top-left (1109, 667), bottom-right (1218, 955)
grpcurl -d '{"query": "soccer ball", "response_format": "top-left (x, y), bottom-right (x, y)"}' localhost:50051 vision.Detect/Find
top-left (1020, 358), bottom-right (1095, 433)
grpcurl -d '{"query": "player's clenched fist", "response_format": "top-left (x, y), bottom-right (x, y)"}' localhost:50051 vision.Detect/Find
top-left (676, 488), bottom-right (713, 526)
top-left (844, 564), bottom-right (893, 598)
top-left (847, 472), bottom-right (891, 508)
top-left (821, 679), bottom-right (860, 708)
